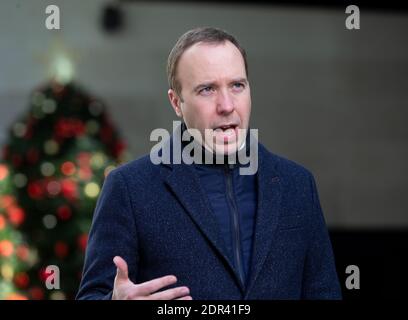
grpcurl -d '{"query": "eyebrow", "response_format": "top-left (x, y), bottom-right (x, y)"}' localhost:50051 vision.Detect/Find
top-left (192, 78), bottom-right (248, 93)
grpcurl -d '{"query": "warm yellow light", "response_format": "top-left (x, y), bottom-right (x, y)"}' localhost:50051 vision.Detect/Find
top-left (1, 264), bottom-right (14, 281)
top-left (84, 182), bottom-right (100, 198)
top-left (49, 52), bottom-right (74, 84)
top-left (36, 37), bottom-right (79, 85)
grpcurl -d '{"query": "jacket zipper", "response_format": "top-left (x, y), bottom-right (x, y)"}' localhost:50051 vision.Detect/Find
top-left (224, 164), bottom-right (245, 287)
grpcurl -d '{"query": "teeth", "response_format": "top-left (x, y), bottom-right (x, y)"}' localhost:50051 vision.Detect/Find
top-left (217, 125), bottom-right (234, 130)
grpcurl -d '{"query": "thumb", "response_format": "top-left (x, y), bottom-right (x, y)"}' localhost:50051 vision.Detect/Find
top-left (113, 256), bottom-right (129, 282)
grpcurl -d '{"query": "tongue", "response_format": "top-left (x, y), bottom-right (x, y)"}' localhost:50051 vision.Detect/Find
top-left (215, 127), bottom-right (235, 137)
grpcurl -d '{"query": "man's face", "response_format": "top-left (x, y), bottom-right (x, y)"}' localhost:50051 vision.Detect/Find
top-left (168, 41), bottom-right (251, 155)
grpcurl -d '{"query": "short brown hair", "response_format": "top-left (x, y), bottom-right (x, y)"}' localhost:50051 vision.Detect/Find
top-left (167, 27), bottom-right (248, 99)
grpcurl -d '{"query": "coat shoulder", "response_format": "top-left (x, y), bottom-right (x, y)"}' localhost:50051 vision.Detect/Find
top-left (106, 154), bottom-right (161, 183)
top-left (259, 143), bottom-right (314, 182)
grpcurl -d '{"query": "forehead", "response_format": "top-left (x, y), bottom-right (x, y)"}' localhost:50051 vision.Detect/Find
top-left (177, 41), bottom-right (246, 84)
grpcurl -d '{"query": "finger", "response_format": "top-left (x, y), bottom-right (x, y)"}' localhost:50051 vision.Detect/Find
top-left (148, 286), bottom-right (190, 300)
top-left (136, 275), bottom-right (178, 295)
top-left (176, 295), bottom-right (193, 301)
top-left (113, 256), bottom-right (129, 281)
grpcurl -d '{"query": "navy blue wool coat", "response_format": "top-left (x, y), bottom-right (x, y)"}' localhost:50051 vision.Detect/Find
top-left (76, 137), bottom-right (342, 300)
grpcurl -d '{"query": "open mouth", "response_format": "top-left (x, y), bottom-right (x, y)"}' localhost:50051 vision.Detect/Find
top-left (213, 124), bottom-right (238, 142)
top-left (214, 124), bottom-right (238, 132)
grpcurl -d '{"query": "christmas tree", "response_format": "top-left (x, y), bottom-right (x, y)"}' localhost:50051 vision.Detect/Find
top-left (0, 162), bottom-right (33, 300)
top-left (1, 81), bottom-right (128, 299)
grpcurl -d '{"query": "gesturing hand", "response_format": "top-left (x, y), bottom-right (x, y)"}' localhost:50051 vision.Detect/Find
top-left (111, 256), bottom-right (192, 300)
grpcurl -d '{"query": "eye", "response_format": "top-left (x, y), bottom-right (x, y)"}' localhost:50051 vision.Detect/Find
top-left (199, 86), bottom-right (214, 95)
top-left (232, 82), bottom-right (245, 91)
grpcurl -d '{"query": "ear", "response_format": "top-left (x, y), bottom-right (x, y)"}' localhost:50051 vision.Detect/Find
top-left (168, 89), bottom-right (183, 118)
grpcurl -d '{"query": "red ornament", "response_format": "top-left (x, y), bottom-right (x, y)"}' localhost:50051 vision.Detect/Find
top-left (46, 179), bottom-right (61, 197)
top-left (61, 178), bottom-right (78, 200)
top-left (76, 152), bottom-right (91, 167)
top-left (0, 240), bottom-right (14, 257)
top-left (55, 118), bottom-right (70, 138)
top-left (26, 147), bottom-right (39, 164)
top-left (16, 245), bottom-right (30, 261)
top-left (29, 286), bottom-right (44, 300)
top-left (0, 215), bottom-right (6, 230)
top-left (77, 233), bottom-right (88, 252)
top-left (27, 181), bottom-right (44, 199)
top-left (57, 205), bottom-right (72, 220)
top-left (12, 154), bottom-right (23, 167)
top-left (113, 140), bottom-right (126, 158)
top-left (100, 125), bottom-right (113, 143)
top-left (14, 272), bottom-right (30, 288)
top-left (55, 118), bottom-right (86, 139)
top-left (54, 241), bottom-right (69, 259)
top-left (0, 164), bottom-right (8, 180)
top-left (38, 267), bottom-right (51, 282)
top-left (72, 119), bottom-right (86, 136)
top-left (7, 205), bottom-right (25, 226)
top-left (61, 161), bottom-right (76, 176)
top-left (78, 167), bottom-right (92, 180)
top-left (1, 195), bottom-right (15, 208)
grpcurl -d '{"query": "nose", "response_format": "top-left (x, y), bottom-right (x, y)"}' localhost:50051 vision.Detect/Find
top-left (216, 89), bottom-right (234, 115)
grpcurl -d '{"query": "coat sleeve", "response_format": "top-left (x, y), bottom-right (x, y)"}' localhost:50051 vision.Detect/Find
top-left (301, 173), bottom-right (342, 299)
top-left (76, 168), bottom-right (139, 300)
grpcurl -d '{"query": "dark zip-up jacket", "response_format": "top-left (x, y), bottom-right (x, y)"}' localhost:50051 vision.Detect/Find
top-left (194, 162), bottom-right (257, 289)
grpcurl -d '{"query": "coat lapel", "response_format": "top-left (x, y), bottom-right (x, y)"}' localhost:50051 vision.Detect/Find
top-left (244, 145), bottom-right (282, 298)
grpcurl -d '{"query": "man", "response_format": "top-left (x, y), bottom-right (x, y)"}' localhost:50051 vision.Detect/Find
top-left (77, 27), bottom-right (342, 300)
